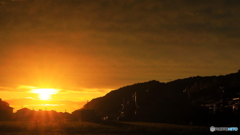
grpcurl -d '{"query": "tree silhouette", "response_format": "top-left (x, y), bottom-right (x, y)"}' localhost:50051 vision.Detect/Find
top-left (0, 98), bottom-right (13, 120)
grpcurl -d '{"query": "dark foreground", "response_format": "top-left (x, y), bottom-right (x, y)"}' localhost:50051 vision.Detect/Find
top-left (0, 121), bottom-right (234, 135)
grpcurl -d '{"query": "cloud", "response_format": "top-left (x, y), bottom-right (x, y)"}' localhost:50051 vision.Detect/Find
top-left (1, 0), bottom-right (240, 44)
top-left (1, 0), bottom-right (239, 33)
top-left (0, 86), bottom-right (13, 91)
top-left (5, 97), bottom-right (86, 112)
top-left (0, 85), bottom-right (36, 92)
top-left (0, 0), bottom-right (240, 90)
top-left (17, 85), bottom-right (36, 90)
top-left (67, 87), bottom-right (112, 94)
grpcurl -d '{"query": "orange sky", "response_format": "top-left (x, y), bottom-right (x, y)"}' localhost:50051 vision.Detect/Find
top-left (0, 0), bottom-right (240, 113)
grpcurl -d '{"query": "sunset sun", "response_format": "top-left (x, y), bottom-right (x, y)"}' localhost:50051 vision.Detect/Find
top-left (31, 88), bottom-right (59, 100)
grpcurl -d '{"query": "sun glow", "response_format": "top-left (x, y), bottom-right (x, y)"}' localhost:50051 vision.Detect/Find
top-left (31, 88), bottom-right (59, 100)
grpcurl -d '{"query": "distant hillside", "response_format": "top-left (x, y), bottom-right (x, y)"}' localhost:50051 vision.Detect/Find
top-left (83, 70), bottom-right (240, 124)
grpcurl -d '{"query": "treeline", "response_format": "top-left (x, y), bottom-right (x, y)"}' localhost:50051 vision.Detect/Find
top-left (14, 108), bottom-right (70, 122)
top-left (0, 99), bottom-right (100, 122)
top-left (0, 107), bottom-right (101, 122)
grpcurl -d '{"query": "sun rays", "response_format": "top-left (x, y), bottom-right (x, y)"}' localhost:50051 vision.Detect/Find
top-left (31, 88), bottom-right (59, 100)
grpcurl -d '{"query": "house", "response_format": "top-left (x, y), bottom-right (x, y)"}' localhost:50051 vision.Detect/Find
top-left (0, 98), bottom-right (14, 120)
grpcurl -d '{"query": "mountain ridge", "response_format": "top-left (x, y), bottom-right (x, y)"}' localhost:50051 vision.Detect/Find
top-left (82, 70), bottom-right (240, 124)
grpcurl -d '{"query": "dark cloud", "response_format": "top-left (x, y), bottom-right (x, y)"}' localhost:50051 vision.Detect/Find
top-left (0, 0), bottom-right (239, 32)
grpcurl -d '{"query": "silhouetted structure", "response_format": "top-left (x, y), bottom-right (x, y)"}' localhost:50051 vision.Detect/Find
top-left (14, 108), bottom-right (33, 121)
top-left (0, 98), bottom-right (13, 120)
top-left (71, 109), bottom-right (100, 122)
top-left (14, 108), bottom-right (69, 122)
top-left (81, 109), bottom-right (100, 122)
top-left (118, 92), bottom-right (138, 121)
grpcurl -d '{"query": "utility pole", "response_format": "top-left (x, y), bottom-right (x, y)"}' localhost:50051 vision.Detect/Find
top-left (86, 100), bottom-right (89, 109)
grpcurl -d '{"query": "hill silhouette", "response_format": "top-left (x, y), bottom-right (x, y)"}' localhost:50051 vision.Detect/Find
top-left (83, 70), bottom-right (240, 125)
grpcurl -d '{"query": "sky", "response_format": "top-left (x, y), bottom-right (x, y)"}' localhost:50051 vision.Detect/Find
top-left (0, 0), bottom-right (240, 112)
